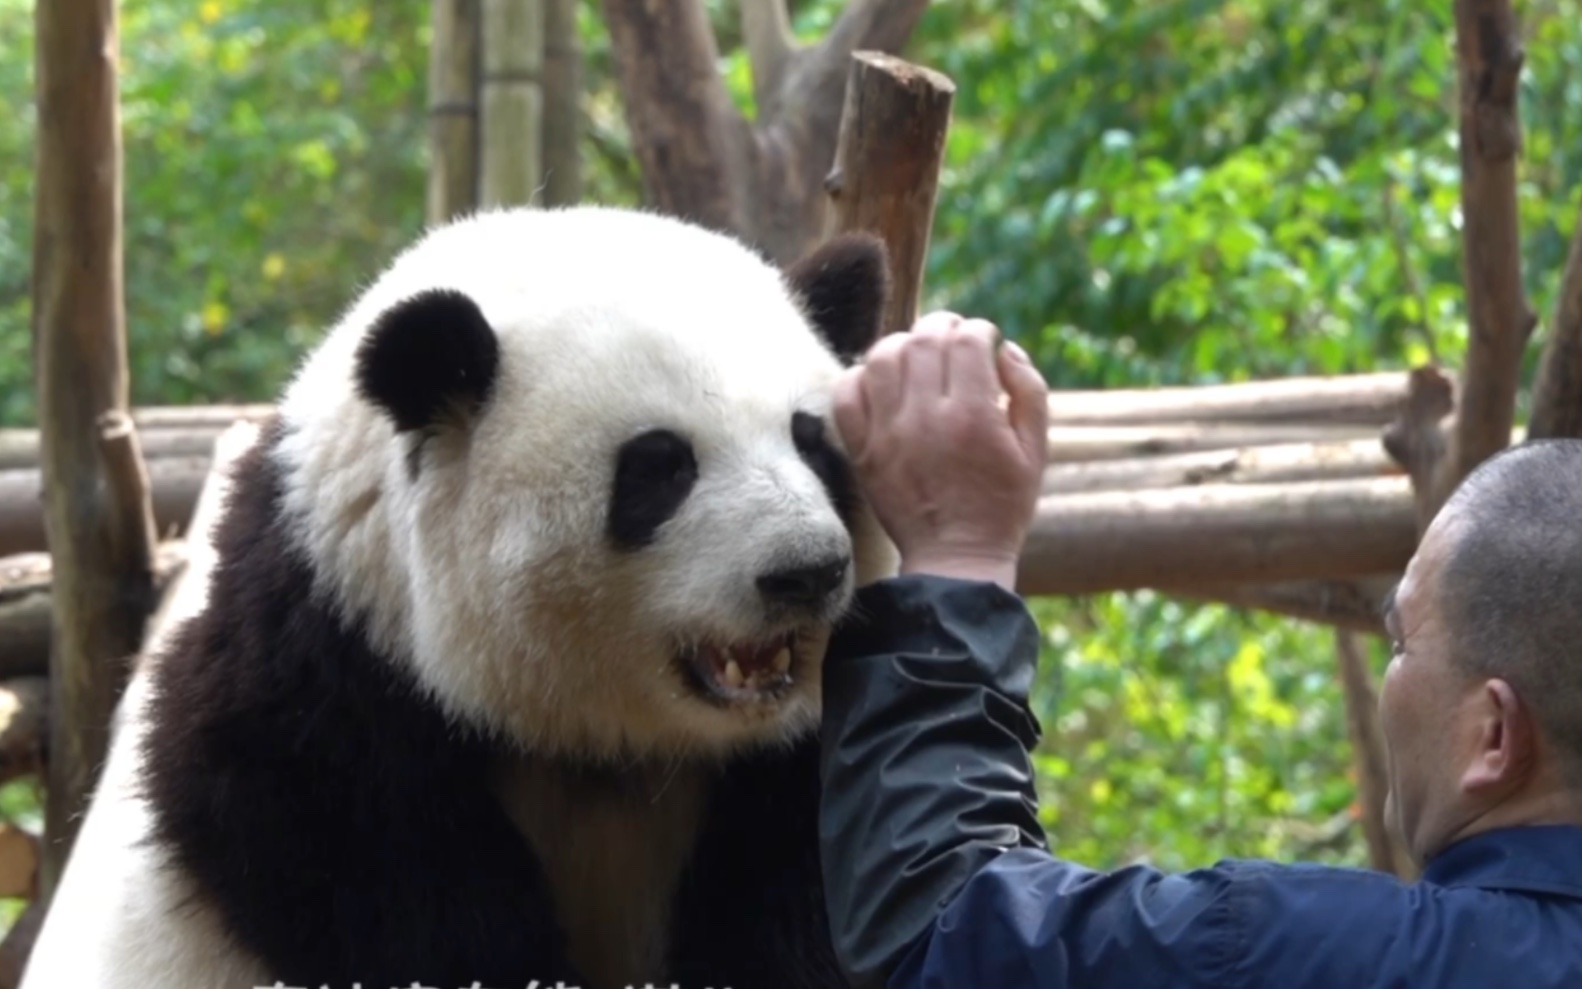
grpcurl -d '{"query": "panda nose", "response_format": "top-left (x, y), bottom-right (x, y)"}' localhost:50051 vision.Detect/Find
top-left (757, 556), bottom-right (850, 607)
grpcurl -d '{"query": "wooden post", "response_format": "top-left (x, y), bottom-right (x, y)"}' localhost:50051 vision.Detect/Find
top-left (479, 0), bottom-right (544, 207)
top-left (31, 0), bottom-right (157, 899)
top-left (826, 51), bottom-right (954, 337)
top-left (426, 0), bottom-right (481, 226)
top-left (1413, 0), bottom-right (1535, 521)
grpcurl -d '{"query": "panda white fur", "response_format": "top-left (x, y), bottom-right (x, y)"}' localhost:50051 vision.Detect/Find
top-left (20, 205), bottom-right (897, 989)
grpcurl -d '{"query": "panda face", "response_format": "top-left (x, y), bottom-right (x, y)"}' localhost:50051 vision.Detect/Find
top-left (272, 207), bottom-right (897, 762)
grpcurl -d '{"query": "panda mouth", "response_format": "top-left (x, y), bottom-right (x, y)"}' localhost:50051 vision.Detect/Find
top-left (678, 632), bottom-right (798, 704)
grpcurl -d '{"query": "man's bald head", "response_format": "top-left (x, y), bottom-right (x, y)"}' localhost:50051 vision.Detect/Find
top-left (1433, 439), bottom-right (1582, 782)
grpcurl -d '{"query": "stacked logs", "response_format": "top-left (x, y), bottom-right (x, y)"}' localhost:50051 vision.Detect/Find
top-left (0, 370), bottom-right (1441, 684)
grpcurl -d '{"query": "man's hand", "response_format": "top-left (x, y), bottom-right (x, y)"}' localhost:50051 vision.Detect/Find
top-left (833, 311), bottom-right (1050, 591)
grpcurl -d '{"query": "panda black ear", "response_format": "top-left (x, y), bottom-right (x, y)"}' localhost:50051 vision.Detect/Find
top-left (784, 233), bottom-right (891, 365)
top-left (355, 288), bottom-right (500, 433)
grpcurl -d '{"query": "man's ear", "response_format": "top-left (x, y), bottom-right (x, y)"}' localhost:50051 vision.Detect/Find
top-left (784, 234), bottom-right (891, 365)
top-left (1461, 678), bottom-right (1538, 795)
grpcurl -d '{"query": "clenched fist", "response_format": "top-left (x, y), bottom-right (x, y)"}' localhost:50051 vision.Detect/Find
top-left (833, 311), bottom-right (1049, 591)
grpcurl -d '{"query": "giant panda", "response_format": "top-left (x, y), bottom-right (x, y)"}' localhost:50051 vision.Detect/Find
top-left (20, 205), bottom-right (898, 989)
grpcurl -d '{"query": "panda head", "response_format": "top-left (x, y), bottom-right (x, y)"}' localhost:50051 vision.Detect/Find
top-left (272, 206), bottom-right (898, 762)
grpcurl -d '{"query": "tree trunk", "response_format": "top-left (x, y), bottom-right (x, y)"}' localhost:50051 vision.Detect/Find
top-left (1417, 0), bottom-right (1534, 520)
top-left (31, 0), bottom-right (157, 899)
top-left (600, 0), bottom-right (932, 264)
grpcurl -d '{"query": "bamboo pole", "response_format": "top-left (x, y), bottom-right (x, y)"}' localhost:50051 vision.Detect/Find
top-left (31, 0), bottom-right (157, 900)
top-left (427, 0), bottom-right (481, 225)
top-left (540, 0), bottom-right (581, 206)
top-left (479, 0), bottom-right (544, 207)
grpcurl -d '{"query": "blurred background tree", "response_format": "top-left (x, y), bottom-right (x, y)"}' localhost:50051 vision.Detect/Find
top-left (2, 0), bottom-right (1580, 887)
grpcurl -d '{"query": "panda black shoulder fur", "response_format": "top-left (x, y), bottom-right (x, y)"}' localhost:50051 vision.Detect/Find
top-left (20, 206), bottom-right (899, 989)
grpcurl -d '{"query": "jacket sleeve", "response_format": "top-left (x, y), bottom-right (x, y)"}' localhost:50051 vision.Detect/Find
top-left (818, 575), bottom-right (1236, 989)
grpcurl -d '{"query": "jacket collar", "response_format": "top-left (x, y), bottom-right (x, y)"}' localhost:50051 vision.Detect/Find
top-left (1423, 825), bottom-right (1582, 899)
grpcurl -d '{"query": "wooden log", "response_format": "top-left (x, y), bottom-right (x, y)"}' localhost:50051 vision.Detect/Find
top-left (0, 457), bottom-right (210, 557)
top-left (0, 544), bottom-right (187, 681)
top-left (137, 424), bottom-right (261, 670)
top-left (1043, 439), bottom-right (1400, 496)
top-left (427, 0), bottom-right (481, 225)
top-left (0, 424), bottom-right (232, 471)
top-left (540, 0), bottom-right (581, 207)
top-left (1045, 422), bottom-right (1378, 463)
top-left (479, 0), bottom-right (543, 207)
top-left (1165, 574), bottom-right (1397, 636)
top-left (1422, 0), bottom-right (1535, 518)
top-left (1337, 630), bottom-right (1416, 878)
top-left (1528, 203), bottom-right (1582, 439)
top-left (1046, 372), bottom-right (1418, 427)
top-left (120, 404), bottom-right (273, 430)
top-left (1017, 477), bottom-right (1418, 596)
top-left (33, 0), bottom-right (158, 899)
top-left (825, 51), bottom-right (955, 338)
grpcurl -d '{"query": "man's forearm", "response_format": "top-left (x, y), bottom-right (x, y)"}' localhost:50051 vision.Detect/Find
top-left (818, 575), bottom-right (1048, 988)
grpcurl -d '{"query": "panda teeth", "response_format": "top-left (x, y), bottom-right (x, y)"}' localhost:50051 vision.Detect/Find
top-left (723, 659), bottom-right (746, 689)
top-left (772, 647), bottom-right (792, 675)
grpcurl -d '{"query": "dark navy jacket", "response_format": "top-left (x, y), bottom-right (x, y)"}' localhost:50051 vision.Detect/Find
top-left (818, 575), bottom-right (1582, 989)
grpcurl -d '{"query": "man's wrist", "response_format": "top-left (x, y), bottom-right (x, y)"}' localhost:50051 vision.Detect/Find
top-left (897, 550), bottom-right (1020, 591)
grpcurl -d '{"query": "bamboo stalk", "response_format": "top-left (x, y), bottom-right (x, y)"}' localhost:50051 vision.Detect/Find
top-left (479, 0), bottom-right (544, 208)
top-left (540, 0), bottom-right (581, 207)
top-left (427, 0), bottom-right (481, 225)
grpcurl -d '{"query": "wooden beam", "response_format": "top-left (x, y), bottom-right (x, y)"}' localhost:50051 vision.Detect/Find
top-left (1046, 371), bottom-right (1418, 426)
top-left (1422, 0), bottom-right (1535, 518)
top-left (0, 544), bottom-right (188, 682)
top-left (1017, 478), bottom-right (1417, 596)
top-left (1166, 574), bottom-right (1397, 636)
top-left (825, 51), bottom-right (954, 338)
top-left (1043, 439), bottom-right (1400, 496)
top-left (0, 458), bottom-right (209, 557)
top-left (1046, 422), bottom-right (1379, 463)
top-left (32, 0), bottom-right (157, 899)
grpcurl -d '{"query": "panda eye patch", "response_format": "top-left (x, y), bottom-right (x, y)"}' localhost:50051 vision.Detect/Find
top-left (608, 428), bottom-right (699, 550)
top-left (792, 412), bottom-right (857, 525)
